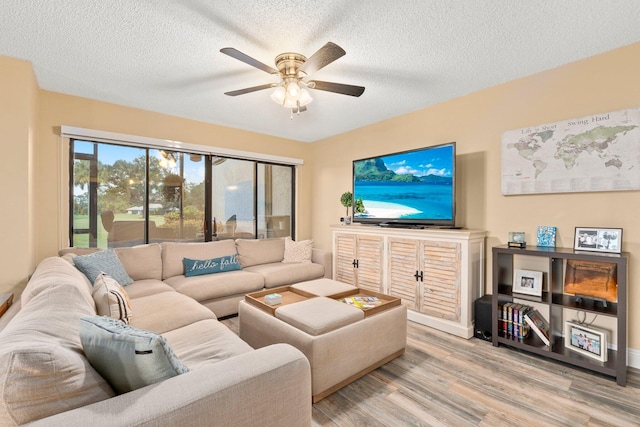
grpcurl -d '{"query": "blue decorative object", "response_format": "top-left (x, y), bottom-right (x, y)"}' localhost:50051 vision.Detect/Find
top-left (183, 254), bottom-right (242, 277)
top-left (73, 250), bottom-right (133, 285)
top-left (537, 226), bottom-right (557, 247)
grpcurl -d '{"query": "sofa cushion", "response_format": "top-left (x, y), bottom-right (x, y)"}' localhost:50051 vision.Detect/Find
top-left (21, 257), bottom-right (94, 309)
top-left (163, 319), bottom-right (253, 370)
top-left (79, 316), bottom-right (189, 394)
top-left (161, 240), bottom-right (237, 279)
top-left (282, 237), bottom-right (313, 264)
top-left (73, 249), bottom-right (134, 285)
top-left (244, 262), bottom-right (325, 289)
top-left (92, 273), bottom-right (133, 324)
top-left (115, 243), bottom-right (163, 281)
top-left (58, 247), bottom-right (101, 257)
top-left (0, 285), bottom-right (115, 426)
top-left (183, 254), bottom-right (242, 277)
top-left (164, 270), bottom-right (264, 302)
top-left (291, 278), bottom-right (358, 297)
top-left (275, 297), bottom-right (364, 336)
top-left (129, 292), bottom-right (217, 334)
top-left (124, 279), bottom-right (176, 299)
top-left (235, 238), bottom-right (285, 268)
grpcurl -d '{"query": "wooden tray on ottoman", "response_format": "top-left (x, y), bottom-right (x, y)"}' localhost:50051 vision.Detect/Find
top-left (245, 285), bottom-right (317, 316)
top-left (331, 289), bottom-right (400, 317)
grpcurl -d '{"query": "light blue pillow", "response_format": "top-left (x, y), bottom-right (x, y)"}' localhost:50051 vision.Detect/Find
top-left (79, 316), bottom-right (189, 394)
top-left (183, 254), bottom-right (242, 277)
top-left (73, 250), bottom-right (133, 285)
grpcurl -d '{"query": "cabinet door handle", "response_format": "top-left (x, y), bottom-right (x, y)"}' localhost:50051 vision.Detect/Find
top-left (414, 270), bottom-right (422, 281)
top-left (419, 271), bottom-right (424, 282)
top-left (352, 259), bottom-right (359, 268)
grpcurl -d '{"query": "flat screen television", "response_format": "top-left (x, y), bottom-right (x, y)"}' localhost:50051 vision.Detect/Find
top-left (352, 142), bottom-right (456, 228)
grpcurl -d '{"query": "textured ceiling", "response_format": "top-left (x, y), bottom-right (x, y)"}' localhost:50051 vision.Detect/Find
top-left (1, 1), bottom-right (639, 143)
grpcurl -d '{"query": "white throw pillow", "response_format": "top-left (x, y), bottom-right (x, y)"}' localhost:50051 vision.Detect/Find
top-left (92, 273), bottom-right (133, 324)
top-left (282, 237), bottom-right (313, 264)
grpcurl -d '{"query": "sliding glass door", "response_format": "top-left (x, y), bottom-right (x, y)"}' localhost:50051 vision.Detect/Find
top-left (70, 140), bottom-right (294, 248)
top-left (258, 164), bottom-right (293, 239)
top-left (211, 157), bottom-right (256, 240)
top-left (71, 141), bottom-right (146, 248)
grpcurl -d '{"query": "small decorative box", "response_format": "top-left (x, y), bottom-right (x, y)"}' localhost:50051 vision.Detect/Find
top-left (264, 293), bottom-right (282, 306)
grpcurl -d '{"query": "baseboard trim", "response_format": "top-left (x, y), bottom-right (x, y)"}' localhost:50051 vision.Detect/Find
top-left (628, 347), bottom-right (640, 370)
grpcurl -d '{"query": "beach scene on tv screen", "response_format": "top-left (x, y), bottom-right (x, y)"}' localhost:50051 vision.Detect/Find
top-left (353, 145), bottom-right (454, 221)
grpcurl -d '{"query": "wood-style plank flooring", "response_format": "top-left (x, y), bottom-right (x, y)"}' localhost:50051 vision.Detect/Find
top-left (221, 317), bottom-right (640, 426)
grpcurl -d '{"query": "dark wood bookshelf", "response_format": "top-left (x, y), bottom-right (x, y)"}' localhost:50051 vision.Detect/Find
top-left (491, 244), bottom-right (628, 386)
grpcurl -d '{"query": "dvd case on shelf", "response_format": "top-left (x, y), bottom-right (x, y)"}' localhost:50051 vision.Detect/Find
top-left (524, 308), bottom-right (551, 346)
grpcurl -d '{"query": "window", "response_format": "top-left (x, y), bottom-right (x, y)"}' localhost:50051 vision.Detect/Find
top-left (70, 139), bottom-right (294, 248)
top-left (211, 157), bottom-right (255, 239)
top-left (258, 164), bottom-right (293, 239)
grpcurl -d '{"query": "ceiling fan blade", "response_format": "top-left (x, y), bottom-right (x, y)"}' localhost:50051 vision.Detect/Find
top-left (308, 80), bottom-right (365, 97)
top-left (220, 47), bottom-right (278, 74)
top-left (224, 83), bottom-right (274, 96)
top-left (298, 42), bottom-right (346, 75)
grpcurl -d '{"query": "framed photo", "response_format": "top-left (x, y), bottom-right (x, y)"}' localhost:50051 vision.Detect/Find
top-left (536, 226), bottom-right (556, 247)
top-left (513, 269), bottom-right (543, 297)
top-left (564, 259), bottom-right (618, 302)
top-left (574, 227), bottom-right (622, 254)
top-left (564, 321), bottom-right (608, 362)
top-left (508, 231), bottom-right (526, 248)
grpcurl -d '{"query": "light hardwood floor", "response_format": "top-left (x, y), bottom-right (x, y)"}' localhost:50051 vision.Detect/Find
top-left (221, 316), bottom-right (640, 426)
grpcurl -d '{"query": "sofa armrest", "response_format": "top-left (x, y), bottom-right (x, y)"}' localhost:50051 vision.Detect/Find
top-left (27, 344), bottom-right (311, 427)
top-left (312, 248), bottom-right (333, 279)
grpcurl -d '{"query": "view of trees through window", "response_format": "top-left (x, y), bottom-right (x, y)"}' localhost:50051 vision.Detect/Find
top-left (71, 140), bottom-right (293, 248)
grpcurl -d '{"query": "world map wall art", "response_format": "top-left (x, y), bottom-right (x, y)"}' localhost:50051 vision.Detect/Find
top-left (501, 107), bottom-right (640, 195)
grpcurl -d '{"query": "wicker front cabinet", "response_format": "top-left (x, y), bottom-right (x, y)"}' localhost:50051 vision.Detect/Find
top-left (332, 225), bottom-right (486, 338)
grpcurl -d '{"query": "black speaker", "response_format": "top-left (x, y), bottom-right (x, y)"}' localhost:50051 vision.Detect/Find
top-left (474, 294), bottom-right (493, 341)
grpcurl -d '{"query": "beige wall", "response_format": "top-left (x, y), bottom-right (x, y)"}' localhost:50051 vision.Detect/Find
top-left (310, 42), bottom-right (640, 349)
top-left (0, 56), bottom-right (38, 296)
top-left (1, 42), bottom-right (639, 348)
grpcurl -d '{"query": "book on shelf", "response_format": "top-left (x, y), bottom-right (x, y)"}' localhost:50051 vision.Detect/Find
top-left (498, 302), bottom-right (531, 340)
top-left (339, 296), bottom-right (383, 309)
top-left (524, 308), bottom-right (551, 346)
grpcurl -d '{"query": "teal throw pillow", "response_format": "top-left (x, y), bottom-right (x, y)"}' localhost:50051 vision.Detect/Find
top-left (183, 254), bottom-right (242, 277)
top-left (73, 250), bottom-right (133, 285)
top-left (79, 316), bottom-right (189, 394)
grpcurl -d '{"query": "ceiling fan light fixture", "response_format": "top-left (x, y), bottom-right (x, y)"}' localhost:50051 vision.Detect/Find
top-left (221, 42), bottom-right (364, 113)
top-left (283, 97), bottom-right (298, 109)
top-left (270, 86), bottom-right (286, 104)
top-left (286, 81), bottom-right (300, 100)
top-left (298, 89), bottom-right (313, 106)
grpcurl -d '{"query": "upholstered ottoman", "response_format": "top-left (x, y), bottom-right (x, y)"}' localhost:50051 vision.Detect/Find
top-left (238, 280), bottom-right (407, 402)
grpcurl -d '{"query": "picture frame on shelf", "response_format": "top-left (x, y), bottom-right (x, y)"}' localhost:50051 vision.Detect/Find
top-left (563, 259), bottom-right (618, 303)
top-left (508, 231), bottom-right (526, 248)
top-left (536, 226), bottom-right (556, 247)
top-left (564, 321), bottom-right (608, 362)
top-left (574, 227), bottom-right (622, 254)
top-left (513, 269), bottom-right (543, 297)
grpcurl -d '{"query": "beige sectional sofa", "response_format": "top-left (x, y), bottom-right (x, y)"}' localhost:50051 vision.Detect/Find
top-left (0, 238), bottom-right (329, 426)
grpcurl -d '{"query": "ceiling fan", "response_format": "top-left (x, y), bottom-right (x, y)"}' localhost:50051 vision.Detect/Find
top-left (220, 42), bottom-right (365, 114)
